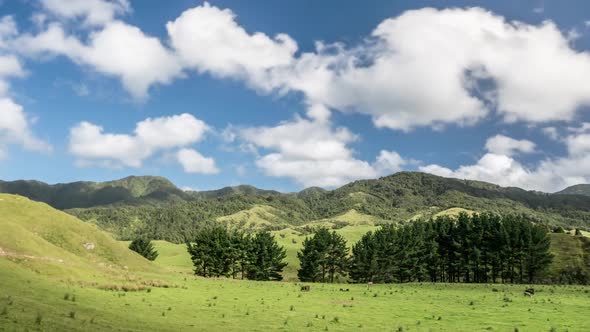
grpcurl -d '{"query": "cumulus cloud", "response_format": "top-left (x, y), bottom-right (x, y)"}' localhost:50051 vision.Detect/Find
top-left (484, 134), bottom-right (535, 156)
top-left (237, 112), bottom-right (407, 187)
top-left (0, 98), bottom-right (52, 157)
top-left (542, 127), bottom-right (560, 141)
top-left (11, 3), bottom-right (590, 129)
top-left (69, 113), bottom-right (212, 169)
top-left (163, 5), bottom-right (590, 130)
top-left (176, 148), bottom-right (219, 174)
top-left (40, 0), bottom-right (130, 26)
top-left (0, 41), bottom-right (50, 157)
top-left (421, 130), bottom-right (590, 192)
top-left (166, 2), bottom-right (296, 92)
top-left (14, 22), bottom-right (182, 99)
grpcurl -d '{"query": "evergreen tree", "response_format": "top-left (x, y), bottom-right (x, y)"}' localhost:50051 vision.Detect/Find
top-left (349, 213), bottom-right (553, 284)
top-left (187, 227), bottom-right (287, 281)
top-left (297, 228), bottom-right (349, 282)
top-left (128, 238), bottom-right (158, 261)
top-left (247, 231), bottom-right (287, 281)
top-left (186, 226), bottom-right (232, 277)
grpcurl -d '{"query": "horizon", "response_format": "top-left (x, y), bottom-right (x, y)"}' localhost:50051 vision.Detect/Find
top-left (1, 0), bottom-right (590, 192)
top-left (2, 170), bottom-right (587, 194)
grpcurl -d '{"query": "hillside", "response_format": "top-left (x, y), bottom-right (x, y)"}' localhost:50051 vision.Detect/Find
top-left (0, 194), bottom-right (589, 331)
top-left (0, 176), bottom-right (189, 209)
top-left (2, 172), bottom-right (590, 242)
top-left (73, 173), bottom-right (590, 241)
top-left (0, 194), bottom-right (157, 282)
top-left (557, 184), bottom-right (590, 197)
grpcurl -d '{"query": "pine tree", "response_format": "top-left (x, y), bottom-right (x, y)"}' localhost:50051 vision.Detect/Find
top-left (297, 228), bottom-right (349, 282)
top-left (247, 231), bottom-right (287, 281)
top-left (128, 238), bottom-right (158, 261)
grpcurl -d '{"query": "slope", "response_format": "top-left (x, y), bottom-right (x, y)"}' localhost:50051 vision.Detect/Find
top-left (0, 194), bottom-right (157, 283)
top-left (557, 184), bottom-right (590, 197)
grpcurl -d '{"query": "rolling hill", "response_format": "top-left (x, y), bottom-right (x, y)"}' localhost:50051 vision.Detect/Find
top-left (2, 172), bottom-right (590, 243)
top-left (557, 184), bottom-right (590, 197)
top-left (0, 176), bottom-right (189, 209)
top-left (0, 193), bottom-right (589, 331)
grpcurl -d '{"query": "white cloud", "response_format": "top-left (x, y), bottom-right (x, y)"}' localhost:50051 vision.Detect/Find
top-left (165, 5), bottom-right (590, 130)
top-left (0, 98), bottom-right (51, 156)
top-left (14, 22), bottom-right (183, 99)
top-left (0, 16), bottom-right (18, 48)
top-left (166, 2), bottom-right (296, 92)
top-left (421, 130), bottom-right (590, 192)
top-left (176, 148), bottom-right (219, 174)
top-left (542, 127), bottom-right (559, 141)
top-left (11, 3), bottom-right (590, 129)
top-left (485, 134), bottom-right (535, 156)
top-left (40, 0), bottom-right (130, 26)
top-left (69, 113), bottom-right (210, 168)
top-left (238, 112), bottom-right (407, 187)
top-left (289, 8), bottom-right (590, 130)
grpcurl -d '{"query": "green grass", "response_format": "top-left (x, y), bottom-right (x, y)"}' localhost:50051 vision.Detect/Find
top-left (2, 193), bottom-right (590, 331)
top-left (2, 257), bottom-right (589, 331)
top-left (548, 233), bottom-right (590, 279)
top-left (216, 205), bottom-right (286, 230)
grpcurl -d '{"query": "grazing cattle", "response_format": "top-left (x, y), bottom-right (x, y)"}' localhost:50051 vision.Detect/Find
top-left (367, 282), bottom-right (373, 288)
top-left (300, 285), bottom-right (310, 292)
top-left (524, 288), bottom-right (534, 297)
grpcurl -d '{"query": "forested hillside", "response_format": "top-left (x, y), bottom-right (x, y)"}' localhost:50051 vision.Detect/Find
top-left (63, 172), bottom-right (590, 242)
top-left (0, 176), bottom-right (190, 209)
top-left (557, 184), bottom-right (590, 197)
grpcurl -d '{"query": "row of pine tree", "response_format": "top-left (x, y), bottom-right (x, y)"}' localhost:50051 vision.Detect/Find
top-left (185, 214), bottom-right (553, 284)
top-left (186, 227), bottom-right (287, 281)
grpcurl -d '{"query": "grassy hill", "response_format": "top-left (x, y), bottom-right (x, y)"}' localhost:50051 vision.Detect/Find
top-left (0, 194), bottom-right (162, 284)
top-left (1, 194), bottom-right (590, 331)
top-left (2, 172), bottom-right (590, 243)
top-left (557, 184), bottom-right (590, 197)
top-left (64, 173), bottom-right (590, 242)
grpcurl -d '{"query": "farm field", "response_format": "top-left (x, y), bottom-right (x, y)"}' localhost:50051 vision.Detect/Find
top-left (2, 257), bottom-right (590, 332)
top-left (1, 194), bottom-right (590, 331)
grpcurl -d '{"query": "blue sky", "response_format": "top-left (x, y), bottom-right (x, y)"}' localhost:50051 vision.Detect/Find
top-left (0, 0), bottom-right (590, 192)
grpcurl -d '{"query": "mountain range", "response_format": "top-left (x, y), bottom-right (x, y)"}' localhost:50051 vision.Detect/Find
top-left (1, 172), bottom-right (589, 242)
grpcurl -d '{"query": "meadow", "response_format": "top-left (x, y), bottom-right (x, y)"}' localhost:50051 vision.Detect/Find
top-left (1, 194), bottom-right (590, 331)
top-left (2, 257), bottom-right (590, 332)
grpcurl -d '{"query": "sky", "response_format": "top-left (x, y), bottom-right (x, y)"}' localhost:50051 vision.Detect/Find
top-left (1, 0), bottom-right (590, 193)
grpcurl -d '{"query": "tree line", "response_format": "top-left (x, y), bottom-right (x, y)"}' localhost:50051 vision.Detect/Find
top-left (298, 213), bottom-right (553, 284)
top-left (182, 214), bottom-right (553, 284)
top-left (186, 226), bottom-right (287, 281)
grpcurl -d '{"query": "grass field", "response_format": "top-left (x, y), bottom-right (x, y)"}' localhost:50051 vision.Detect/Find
top-left (1, 194), bottom-right (590, 331)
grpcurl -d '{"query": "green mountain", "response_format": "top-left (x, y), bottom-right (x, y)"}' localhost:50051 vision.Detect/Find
top-left (557, 184), bottom-right (590, 197)
top-left (190, 184), bottom-right (283, 199)
top-left (0, 176), bottom-right (189, 209)
top-left (7, 171), bottom-right (579, 242)
top-left (2, 172), bottom-right (590, 242)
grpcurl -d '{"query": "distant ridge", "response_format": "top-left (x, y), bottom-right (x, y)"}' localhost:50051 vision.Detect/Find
top-left (2, 172), bottom-right (590, 235)
top-left (557, 184), bottom-right (590, 197)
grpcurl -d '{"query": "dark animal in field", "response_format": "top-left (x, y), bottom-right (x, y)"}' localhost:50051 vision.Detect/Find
top-left (524, 288), bottom-right (534, 297)
top-left (300, 285), bottom-right (310, 292)
top-left (339, 288), bottom-right (350, 292)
